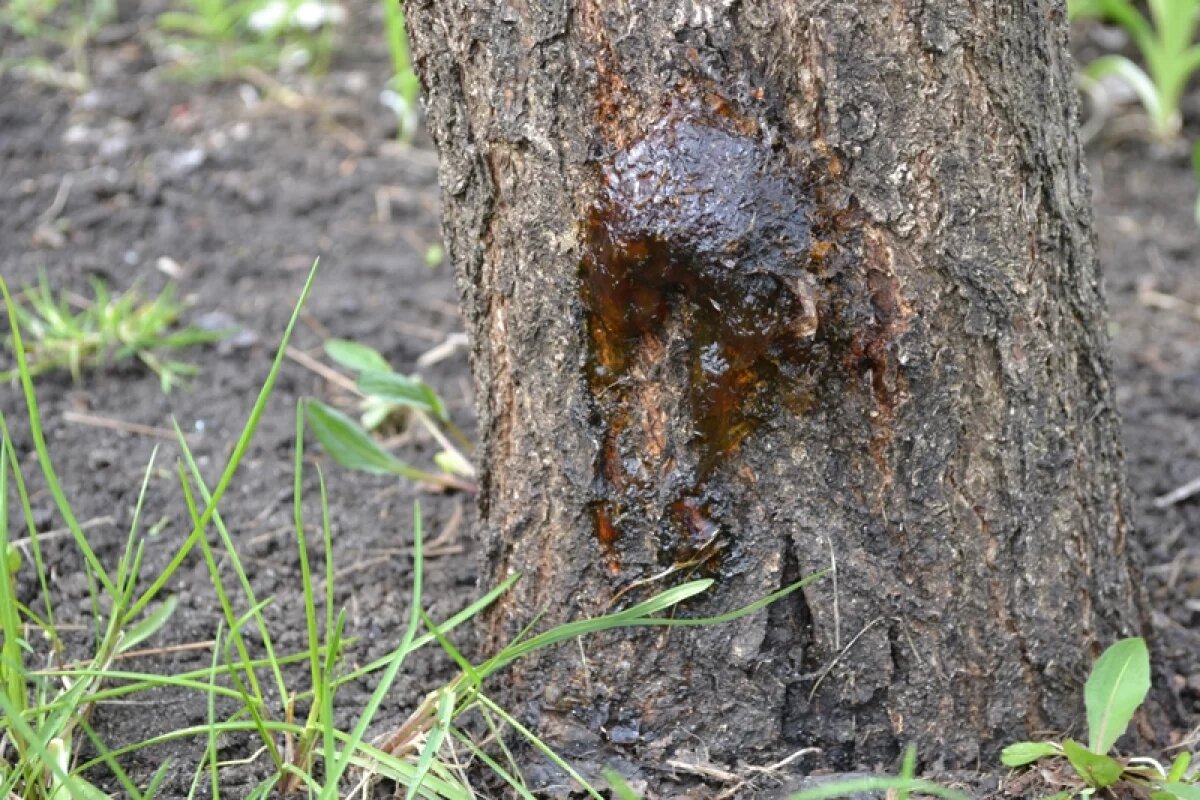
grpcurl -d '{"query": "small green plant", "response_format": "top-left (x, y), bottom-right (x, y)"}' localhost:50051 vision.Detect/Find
top-left (305, 338), bottom-right (476, 492)
top-left (0, 277), bottom-right (225, 392)
top-left (1001, 637), bottom-right (1198, 799)
top-left (0, 0), bottom-right (115, 89)
top-left (1069, 0), bottom-right (1200, 139)
top-left (380, 0), bottom-right (421, 142)
top-left (155, 0), bottom-right (342, 81)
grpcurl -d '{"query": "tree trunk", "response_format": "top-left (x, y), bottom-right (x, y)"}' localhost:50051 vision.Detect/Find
top-left (406, 0), bottom-right (1150, 775)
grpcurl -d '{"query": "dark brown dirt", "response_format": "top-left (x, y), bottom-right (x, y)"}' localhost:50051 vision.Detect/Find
top-left (0, 8), bottom-right (1197, 799)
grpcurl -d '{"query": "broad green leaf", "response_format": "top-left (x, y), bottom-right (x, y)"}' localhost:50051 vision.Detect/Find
top-left (324, 338), bottom-right (391, 373)
top-left (305, 400), bottom-right (432, 481)
top-left (1001, 741), bottom-right (1061, 767)
top-left (1085, 637), bottom-right (1150, 753)
top-left (1154, 784), bottom-right (1200, 800)
top-left (1063, 738), bottom-right (1124, 788)
top-left (358, 370), bottom-right (446, 420)
top-left (119, 595), bottom-right (178, 653)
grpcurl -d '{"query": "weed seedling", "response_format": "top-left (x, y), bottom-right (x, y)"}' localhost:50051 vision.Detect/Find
top-left (305, 337), bottom-right (476, 492)
top-left (1002, 637), bottom-right (1198, 799)
top-left (0, 277), bottom-right (225, 392)
top-left (0, 0), bottom-right (115, 89)
top-left (1070, 0), bottom-right (1200, 139)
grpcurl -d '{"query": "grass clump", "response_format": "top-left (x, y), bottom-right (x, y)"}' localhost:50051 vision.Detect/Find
top-left (0, 0), bottom-right (114, 90)
top-left (0, 277), bottom-right (225, 392)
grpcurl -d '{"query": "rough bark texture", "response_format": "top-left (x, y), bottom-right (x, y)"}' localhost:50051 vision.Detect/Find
top-left (406, 0), bottom-right (1149, 776)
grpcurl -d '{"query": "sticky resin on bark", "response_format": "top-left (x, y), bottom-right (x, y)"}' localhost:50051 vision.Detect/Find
top-left (580, 98), bottom-right (832, 578)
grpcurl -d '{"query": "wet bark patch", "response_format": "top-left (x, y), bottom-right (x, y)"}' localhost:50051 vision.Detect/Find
top-left (579, 97), bottom-right (901, 578)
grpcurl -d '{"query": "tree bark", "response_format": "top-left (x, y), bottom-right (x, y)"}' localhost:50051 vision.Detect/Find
top-left (407, 0), bottom-right (1150, 775)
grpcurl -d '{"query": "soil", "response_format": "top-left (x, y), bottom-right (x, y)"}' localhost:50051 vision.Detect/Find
top-left (0, 8), bottom-right (1197, 799)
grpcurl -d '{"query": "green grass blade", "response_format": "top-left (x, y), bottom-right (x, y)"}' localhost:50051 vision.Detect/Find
top-left (206, 625), bottom-right (223, 800)
top-left (116, 446), bottom-right (159, 599)
top-left (897, 744), bottom-right (917, 800)
top-left (477, 692), bottom-right (604, 800)
top-left (0, 435), bottom-right (27, 719)
top-left (484, 572), bottom-right (825, 676)
top-left (450, 726), bottom-right (538, 800)
top-left (320, 503), bottom-right (425, 798)
top-left (479, 701), bottom-right (527, 792)
top-left (176, 463), bottom-right (283, 772)
top-left (328, 573), bottom-right (520, 692)
top-left (0, 411), bottom-right (58, 638)
top-left (128, 258), bottom-right (320, 620)
top-left (293, 402), bottom-right (322, 702)
top-left (316, 465), bottom-right (341, 774)
top-left (422, 611), bottom-right (480, 688)
top-left (405, 688), bottom-right (456, 800)
top-left (174, 419), bottom-right (288, 707)
top-left (79, 716), bottom-right (147, 800)
top-left (787, 776), bottom-right (970, 800)
top-left (317, 465), bottom-right (335, 657)
top-left (604, 769), bottom-right (643, 800)
top-left (143, 760), bottom-right (172, 800)
top-left (0, 275), bottom-right (117, 597)
top-left (0, 690), bottom-right (109, 800)
top-left (320, 608), bottom-right (346, 786)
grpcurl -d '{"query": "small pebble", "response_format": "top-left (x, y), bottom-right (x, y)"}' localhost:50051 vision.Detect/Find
top-left (164, 147), bottom-right (206, 178)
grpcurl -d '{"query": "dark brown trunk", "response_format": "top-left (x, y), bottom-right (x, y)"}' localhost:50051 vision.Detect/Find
top-left (407, 0), bottom-right (1149, 777)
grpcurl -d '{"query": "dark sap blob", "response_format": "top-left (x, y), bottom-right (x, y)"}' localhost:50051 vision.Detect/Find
top-left (581, 106), bottom-right (827, 570)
